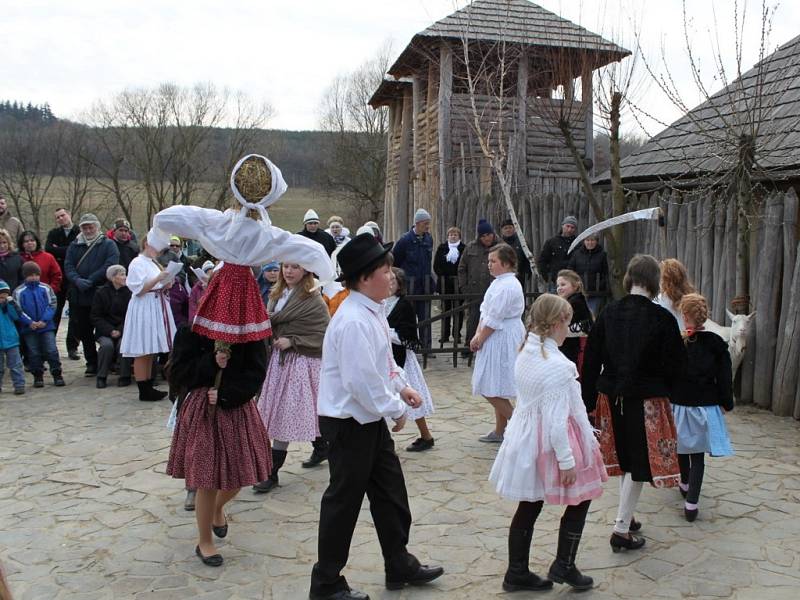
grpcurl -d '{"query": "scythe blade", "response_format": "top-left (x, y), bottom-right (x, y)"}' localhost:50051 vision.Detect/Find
top-left (568, 207), bottom-right (664, 254)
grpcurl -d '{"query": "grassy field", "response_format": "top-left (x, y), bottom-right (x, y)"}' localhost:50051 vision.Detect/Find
top-left (7, 178), bottom-right (344, 239)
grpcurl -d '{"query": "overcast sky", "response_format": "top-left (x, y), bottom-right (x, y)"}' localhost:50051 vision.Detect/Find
top-left (3, 0), bottom-right (798, 138)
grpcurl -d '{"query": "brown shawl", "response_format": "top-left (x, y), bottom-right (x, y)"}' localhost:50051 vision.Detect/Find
top-left (268, 287), bottom-right (330, 359)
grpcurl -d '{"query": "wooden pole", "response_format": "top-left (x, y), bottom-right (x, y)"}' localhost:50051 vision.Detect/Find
top-left (397, 89), bottom-right (414, 240)
top-left (438, 43), bottom-right (453, 241)
top-left (772, 240), bottom-right (800, 417)
top-left (753, 193), bottom-right (783, 409)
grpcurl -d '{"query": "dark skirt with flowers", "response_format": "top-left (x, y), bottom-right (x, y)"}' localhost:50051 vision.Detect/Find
top-left (595, 393), bottom-right (680, 488)
top-left (167, 387), bottom-right (272, 490)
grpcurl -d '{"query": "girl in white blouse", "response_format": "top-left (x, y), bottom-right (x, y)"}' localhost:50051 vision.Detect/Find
top-left (490, 294), bottom-right (606, 592)
top-left (470, 244), bottom-right (525, 443)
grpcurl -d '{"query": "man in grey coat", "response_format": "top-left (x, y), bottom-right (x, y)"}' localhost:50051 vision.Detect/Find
top-left (64, 213), bottom-right (120, 376)
top-left (457, 219), bottom-right (498, 356)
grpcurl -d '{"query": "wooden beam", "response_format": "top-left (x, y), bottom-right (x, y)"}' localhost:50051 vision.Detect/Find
top-left (581, 65), bottom-right (593, 176)
top-left (515, 48), bottom-right (529, 195)
top-left (396, 89), bottom-right (413, 237)
top-left (438, 43), bottom-right (453, 239)
top-left (383, 102), bottom-right (398, 238)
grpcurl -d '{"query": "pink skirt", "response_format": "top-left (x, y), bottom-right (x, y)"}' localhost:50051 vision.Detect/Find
top-left (257, 350), bottom-right (321, 442)
top-left (537, 417), bottom-right (608, 505)
top-left (167, 388), bottom-right (272, 490)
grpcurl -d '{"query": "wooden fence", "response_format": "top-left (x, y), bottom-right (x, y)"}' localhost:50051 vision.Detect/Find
top-left (454, 187), bottom-right (800, 417)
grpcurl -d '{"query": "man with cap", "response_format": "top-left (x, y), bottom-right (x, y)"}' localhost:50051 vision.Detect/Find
top-left (500, 218), bottom-right (532, 287)
top-left (64, 213), bottom-right (120, 376)
top-left (298, 209), bottom-right (337, 256)
top-left (310, 233), bottom-right (444, 600)
top-left (111, 218), bottom-right (139, 270)
top-left (45, 207), bottom-right (81, 359)
top-left (538, 215), bottom-right (578, 291)
top-left (391, 208), bottom-right (435, 349)
top-left (458, 219), bottom-right (498, 356)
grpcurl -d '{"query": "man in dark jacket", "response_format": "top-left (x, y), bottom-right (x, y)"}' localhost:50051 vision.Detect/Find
top-left (500, 218), bottom-right (532, 288)
top-left (45, 207), bottom-right (80, 358)
top-left (297, 209), bottom-right (336, 256)
top-left (64, 213), bottom-right (120, 375)
top-left (567, 233), bottom-right (609, 314)
top-left (457, 219), bottom-right (498, 355)
top-left (111, 218), bottom-right (139, 270)
top-left (392, 208), bottom-right (435, 348)
top-left (538, 215), bottom-right (577, 291)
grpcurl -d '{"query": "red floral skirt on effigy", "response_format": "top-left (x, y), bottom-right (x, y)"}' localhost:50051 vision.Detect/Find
top-left (192, 262), bottom-right (272, 343)
top-left (595, 393), bottom-right (680, 488)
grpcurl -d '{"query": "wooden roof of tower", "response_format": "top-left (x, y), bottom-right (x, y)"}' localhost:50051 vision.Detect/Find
top-left (387, 0), bottom-right (629, 78)
top-left (595, 33), bottom-right (800, 188)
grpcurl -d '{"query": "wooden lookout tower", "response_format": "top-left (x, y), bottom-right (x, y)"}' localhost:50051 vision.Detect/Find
top-left (370, 0), bottom-right (629, 242)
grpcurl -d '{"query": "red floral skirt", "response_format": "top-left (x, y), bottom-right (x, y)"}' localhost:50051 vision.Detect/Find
top-left (192, 263), bottom-right (271, 343)
top-left (167, 388), bottom-right (272, 490)
top-left (595, 393), bottom-right (680, 488)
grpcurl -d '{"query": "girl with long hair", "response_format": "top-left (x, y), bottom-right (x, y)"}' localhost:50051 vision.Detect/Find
top-left (254, 263), bottom-right (330, 493)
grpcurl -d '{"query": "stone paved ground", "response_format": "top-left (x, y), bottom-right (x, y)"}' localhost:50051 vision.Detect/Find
top-left (2, 340), bottom-right (800, 599)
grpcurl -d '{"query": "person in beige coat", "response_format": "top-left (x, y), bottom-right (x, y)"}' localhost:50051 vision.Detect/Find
top-left (457, 220), bottom-right (498, 354)
top-left (0, 196), bottom-right (23, 250)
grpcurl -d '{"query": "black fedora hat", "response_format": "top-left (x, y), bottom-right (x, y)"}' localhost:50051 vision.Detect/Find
top-left (336, 232), bottom-right (391, 282)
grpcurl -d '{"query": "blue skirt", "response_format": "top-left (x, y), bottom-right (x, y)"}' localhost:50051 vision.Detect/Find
top-left (672, 404), bottom-right (734, 457)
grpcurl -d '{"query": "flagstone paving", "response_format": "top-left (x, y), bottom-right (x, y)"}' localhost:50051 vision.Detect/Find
top-left (2, 347), bottom-right (799, 599)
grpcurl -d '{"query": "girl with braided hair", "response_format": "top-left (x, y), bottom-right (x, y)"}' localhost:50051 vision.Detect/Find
top-left (490, 294), bottom-right (607, 592)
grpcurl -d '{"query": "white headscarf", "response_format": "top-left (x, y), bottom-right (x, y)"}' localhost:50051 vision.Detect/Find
top-left (226, 154), bottom-right (288, 239)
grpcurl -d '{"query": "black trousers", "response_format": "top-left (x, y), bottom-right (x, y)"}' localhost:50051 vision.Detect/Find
top-left (311, 417), bottom-right (417, 596)
top-left (678, 452), bottom-right (705, 504)
top-left (54, 287), bottom-right (79, 353)
top-left (72, 305), bottom-right (97, 367)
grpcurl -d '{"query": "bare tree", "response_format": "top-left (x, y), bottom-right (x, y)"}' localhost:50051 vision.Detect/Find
top-left (318, 43), bottom-right (392, 223)
top-left (59, 124), bottom-right (96, 217)
top-left (633, 0), bottom-right (784, 313)
top-left (0, 118), bottom-right (64, 235)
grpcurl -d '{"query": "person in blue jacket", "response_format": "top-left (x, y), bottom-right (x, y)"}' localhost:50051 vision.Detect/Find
top-left (0, 279), bottom-right (25, 394)
top-left (392, 208), bottom-right (435, 349)
top-left (14, 261), bottom-right (65, 388)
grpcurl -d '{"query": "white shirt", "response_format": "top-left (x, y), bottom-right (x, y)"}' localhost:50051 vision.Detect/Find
top-left (152, 205), bottom-right (334, 282)
top-left (479, 272), bottom-right (525, 330)
top-left (317, 291), bottom-right (408, 424)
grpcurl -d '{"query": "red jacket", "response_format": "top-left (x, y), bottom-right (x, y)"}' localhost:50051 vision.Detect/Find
top-left (21, 250), bottom-right (63, 293)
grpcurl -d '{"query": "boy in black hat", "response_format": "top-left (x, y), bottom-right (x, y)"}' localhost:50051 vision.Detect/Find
top-left (310, 233), bottom-right (444, 600)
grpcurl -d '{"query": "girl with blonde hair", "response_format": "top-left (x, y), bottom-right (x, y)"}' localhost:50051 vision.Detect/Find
top-left (254, 263), bottom-right (330, 493)
top-left (491, 294), bottom-right (606, 592)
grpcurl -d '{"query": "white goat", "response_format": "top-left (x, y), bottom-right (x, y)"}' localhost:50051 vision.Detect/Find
top-left (704, 310), bottom-right (756, 376)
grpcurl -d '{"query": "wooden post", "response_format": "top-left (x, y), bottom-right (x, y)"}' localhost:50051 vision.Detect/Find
top-left (712, 198), bottom-right (726, 322)
top-left (772, 240), bottom-right (800, 416)
top-left (396, 88), bottom-right (413, 240)
top-left (776, 189), bottom-right (798, 361)
top-left (438, 43), bottom-right (453, 241)
top-left (581, 65), bottom-right (593, 177)
top-left (753, 193), bottom-right (784, 410)
top-left (515, 49), bottom-right (529, 197)
top-left (384, 102), bottom-right (398, 239)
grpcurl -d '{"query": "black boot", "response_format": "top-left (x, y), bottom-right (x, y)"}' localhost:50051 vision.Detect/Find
top-left (52, 369), bottom-right (65, 387)
top-left (33, 372), bottom-right (45, 388)
top-left (253, 448), bottom-right (287, 493)
top-left (302, 437), bottom-right (329, 468)
top-left (502, 528), bottom-right (553, 592)
top-left (137, 380), bottom-right (168, 402)
top-left (548, 519), bottom-right (593, 591)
